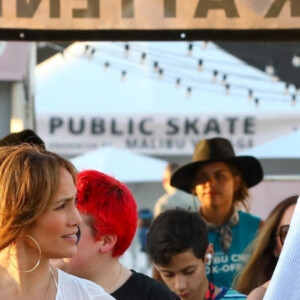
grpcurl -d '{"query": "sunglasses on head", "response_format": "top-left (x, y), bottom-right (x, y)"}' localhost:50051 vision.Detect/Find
top-left (275, 224), bottom-right (290, 245)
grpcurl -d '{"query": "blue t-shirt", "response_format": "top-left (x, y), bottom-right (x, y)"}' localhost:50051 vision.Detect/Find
top-left (206, 211), bottom-right (261, 287)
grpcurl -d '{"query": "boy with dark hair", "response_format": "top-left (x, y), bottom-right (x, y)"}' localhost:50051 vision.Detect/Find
top-left (147, 209), bottom-right (246, 300)
top-left (55, 169), bottom-right (179, 300)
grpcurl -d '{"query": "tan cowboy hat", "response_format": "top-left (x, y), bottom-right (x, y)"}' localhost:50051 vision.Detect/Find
top-left (171, 137), bottom-right (263, 194)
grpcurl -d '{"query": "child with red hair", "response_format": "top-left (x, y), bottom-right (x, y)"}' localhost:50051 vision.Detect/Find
top-left (55, 169), bottom-right (179, 300)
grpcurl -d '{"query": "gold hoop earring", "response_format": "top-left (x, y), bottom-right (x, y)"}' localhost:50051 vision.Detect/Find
top-left (9, 235), bottom-right (41, 273)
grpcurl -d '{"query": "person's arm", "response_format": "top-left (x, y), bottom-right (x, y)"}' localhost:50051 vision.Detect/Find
top-left (247, 286), bottom-right (267, 300)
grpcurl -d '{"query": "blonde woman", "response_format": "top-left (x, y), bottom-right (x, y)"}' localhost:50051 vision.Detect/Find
top-left (0, 144), bottom-right (114, 300)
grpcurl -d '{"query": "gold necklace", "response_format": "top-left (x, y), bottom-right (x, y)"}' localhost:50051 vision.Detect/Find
top-left (0, 284), bottom-right (6, 299)
top-left (0, 268), bottom-right (53, 300)
top-left (42, 269), bottom-right (52, 300)
top-left (107, 263), bottom-right (123, 293)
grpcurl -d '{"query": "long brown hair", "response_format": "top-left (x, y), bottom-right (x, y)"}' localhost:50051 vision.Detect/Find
top-left (226, 163), bottom-right (250, 211)
top-left (0, 144), bottom-right (77, 251)
top-left (234, 195), bottom-right (298, 294)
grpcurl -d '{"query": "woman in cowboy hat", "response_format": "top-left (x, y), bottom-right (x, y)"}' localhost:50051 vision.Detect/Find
top-left (170, 137), bottom-right (263, 288)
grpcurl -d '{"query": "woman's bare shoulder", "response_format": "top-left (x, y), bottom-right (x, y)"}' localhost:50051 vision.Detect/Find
top-left (247, 282), bottom-right (269, 300)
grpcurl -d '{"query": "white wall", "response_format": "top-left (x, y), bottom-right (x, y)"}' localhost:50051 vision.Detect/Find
top-left (249, 178), bottom-right (300, 220)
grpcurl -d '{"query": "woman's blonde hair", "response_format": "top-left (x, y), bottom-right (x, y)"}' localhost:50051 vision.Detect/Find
top-left (0, 144), bottom-right (77, 251)
top-left (234, 195), bottom-right (298, 294)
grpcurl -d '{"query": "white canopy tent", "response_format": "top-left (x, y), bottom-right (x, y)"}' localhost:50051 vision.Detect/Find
top-left (239, 129), bottom-right (300, 158)
top-left (35, 41), bottom-right (300, 158)
top-left (71, 145), bottom-right (168, 212)
top-left (71, 145), bottom-right (167, 183)
top-left (239, 129), bottom-right (300, 175)
top-left (36, 41), bottom-right (296, 115)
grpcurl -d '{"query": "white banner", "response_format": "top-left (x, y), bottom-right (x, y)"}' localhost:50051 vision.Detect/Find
top-left (1, 0), bottom-right (300, 30)
top-left (36, 113), bottom-right (300, 157)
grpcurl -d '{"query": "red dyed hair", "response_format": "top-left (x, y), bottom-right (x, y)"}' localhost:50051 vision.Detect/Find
top-left (76, 170), bottom-right (138, 257)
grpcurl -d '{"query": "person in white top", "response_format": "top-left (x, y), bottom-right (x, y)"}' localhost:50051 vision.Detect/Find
top-left (154, 162), bottom-right (199, 218)
top-left (0, 144), bottom-right (114, 300)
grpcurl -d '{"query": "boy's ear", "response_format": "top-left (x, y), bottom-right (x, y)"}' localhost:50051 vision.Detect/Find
top-left (206, 243), bottom-right (214, 254)
top-left (205, 243), bottom-right (214, 264)
top-left (96, 234), bottom-right (117, 253)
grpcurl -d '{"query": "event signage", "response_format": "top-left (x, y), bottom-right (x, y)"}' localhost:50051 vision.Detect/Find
top-left (36, 113), bottom-right (300, 157)
top-left (0, 0), bottom-right (300, 30)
